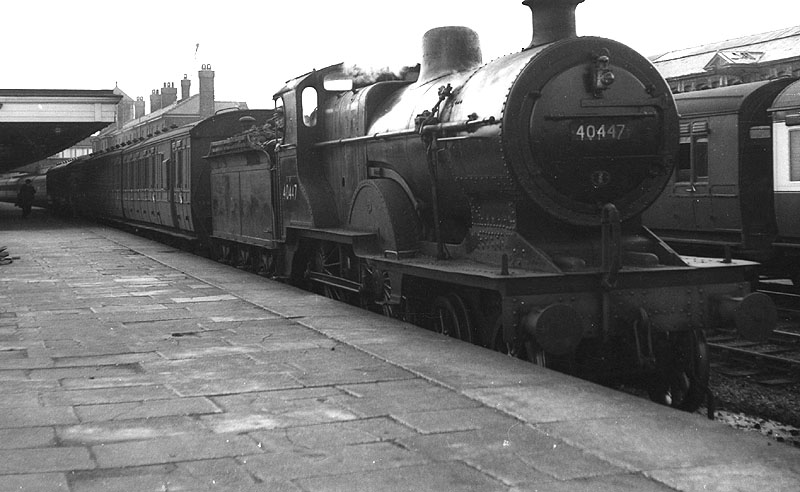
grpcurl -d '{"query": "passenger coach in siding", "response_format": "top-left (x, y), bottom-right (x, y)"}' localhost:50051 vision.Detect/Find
top-left (644, 77), bottom-right (800, 286)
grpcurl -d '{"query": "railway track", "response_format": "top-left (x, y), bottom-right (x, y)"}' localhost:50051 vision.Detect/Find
top-left (707, 280), bottom-right (800, 384)
top-left (758, 280), bottom-right (800, 318)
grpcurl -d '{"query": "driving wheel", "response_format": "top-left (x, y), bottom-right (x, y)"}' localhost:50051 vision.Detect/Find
top-left (432, 293), bottom-right (474, 343)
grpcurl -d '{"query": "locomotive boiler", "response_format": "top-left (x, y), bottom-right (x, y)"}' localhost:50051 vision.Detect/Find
top-left (201, 0), bottom-right (777, 411)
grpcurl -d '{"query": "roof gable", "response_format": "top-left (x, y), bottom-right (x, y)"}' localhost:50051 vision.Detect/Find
top-left (703, 50), bottom-right (765, 71)
top-left (653, 25), bottom-right (800, 79)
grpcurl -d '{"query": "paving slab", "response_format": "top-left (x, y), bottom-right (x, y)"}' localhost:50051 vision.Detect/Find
top-left (0, 446), bottom-right (94, 474)
top-left (91, 433), bottom-right (261, 468)
top-left (1, 205), bottom-right (799, 491)
top-left (0, 473), bottom-right (70, 492)
top-left (0, 426), bottom-right (56, 449)
top-left (58, 416), bottom-right (211, 444)
top-left (67, 459), bottom-right (264, 492)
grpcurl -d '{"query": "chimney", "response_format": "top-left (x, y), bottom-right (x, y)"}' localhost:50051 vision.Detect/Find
top-left (162, 82), bottom-right (178, 107)
top-left (418, 26), bottom-right (482, 84)
top-left (523, 0), bottom-right (585, 49)
top-left (134, 97), bottom-right (145, 119)
top-left (181, 74), bottom-right (191, 100)
top-left (150, 89), bottom-right (162, 113)
top-left (198, 64), bottom-right (215, 118)
top-left (116, 100), bottom-right (131, 129)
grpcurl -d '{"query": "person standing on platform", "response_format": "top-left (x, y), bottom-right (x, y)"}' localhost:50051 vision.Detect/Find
top-left (16, 179), bottom-right (36, 218)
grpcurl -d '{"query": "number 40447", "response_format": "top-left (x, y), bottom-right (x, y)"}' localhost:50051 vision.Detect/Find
top-left (573, 123), bottom-right (628, 141)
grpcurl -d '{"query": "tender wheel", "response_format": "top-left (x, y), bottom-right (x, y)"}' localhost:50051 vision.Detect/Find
top-left (256, 249), bottom-right (277, 277)
top-left (235, 245), bottom-right (254, 271)
top-left (432, 293), bottom-right (474, 343)
top-left (647, 330), bottom-right (709, 412)
top-left (218, 243), bottom-right (233, 264)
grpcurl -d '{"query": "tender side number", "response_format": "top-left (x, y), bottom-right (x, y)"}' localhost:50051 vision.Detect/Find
top-left (573, 123), bottom-right (628, 142)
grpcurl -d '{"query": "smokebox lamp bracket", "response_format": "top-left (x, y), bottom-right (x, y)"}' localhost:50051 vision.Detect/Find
top-left (592, 49), bottom-right (615, 98)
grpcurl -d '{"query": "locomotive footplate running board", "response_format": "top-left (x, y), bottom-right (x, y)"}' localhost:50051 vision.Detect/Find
top-left (359, 252), bottom-right (760, 297)
top-left (288, 226), bottom-right (376, 246)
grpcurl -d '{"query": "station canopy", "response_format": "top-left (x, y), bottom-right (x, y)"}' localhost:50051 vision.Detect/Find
top-left (0, 89), bottom-right (121, 173)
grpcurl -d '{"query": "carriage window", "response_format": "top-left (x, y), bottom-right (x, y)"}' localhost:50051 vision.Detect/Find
top-left (184, 154), bottom-right (190, 189)
top-left (301, 87), bottom-right (318, 127)
top-left (675, 131), bottom-right (708, 184)
top-left (790, 130), bottom-right (800, 182)
top-left (693, 136), bottom-right (708, 181)
top-left (676, 136), bottom-right (691, 182)
top-left (176, 149), bottom-right (183, 189)
top-left (149, 155), bottom-right (156, 188)
top-left (161, 155), bottom-right (169, 189)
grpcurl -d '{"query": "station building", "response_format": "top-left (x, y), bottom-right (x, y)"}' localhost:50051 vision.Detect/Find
top-left (92, 65), bottom-right (248, 152)
top-left (653, 26), bottom-right (800, 93)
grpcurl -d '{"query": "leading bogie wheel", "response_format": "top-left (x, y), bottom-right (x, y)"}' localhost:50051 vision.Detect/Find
top-left (647, 329), bottom-right (709, 412)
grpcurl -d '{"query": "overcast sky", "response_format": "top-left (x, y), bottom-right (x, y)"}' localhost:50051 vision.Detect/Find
top-left (2, 1), bottom-right (798, 110)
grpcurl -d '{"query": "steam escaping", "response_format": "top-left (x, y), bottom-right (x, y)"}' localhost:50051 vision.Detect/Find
top-left (339, 63), bottom-right (420, 88)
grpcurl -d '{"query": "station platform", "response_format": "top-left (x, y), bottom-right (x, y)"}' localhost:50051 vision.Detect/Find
top-left (1, 203), bottom-right (799, 492)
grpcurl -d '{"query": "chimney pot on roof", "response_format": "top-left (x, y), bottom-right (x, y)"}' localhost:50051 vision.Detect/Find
top-left (134, 96), bottom-right (145, 119)
top-left (162, 81), bottom-right (178, 107)
top-left (150, 89), bottom-right (162, 113)
top-left (181, 74), bottom-right (191, 100)
top-left (199, 64), bottom-right (215, 118)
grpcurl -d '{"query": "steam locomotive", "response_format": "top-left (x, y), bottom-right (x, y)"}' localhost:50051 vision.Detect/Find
top-left (644, 77), bottom-right (800, 286)
top-left (47, 0), bottom-right (777, 412)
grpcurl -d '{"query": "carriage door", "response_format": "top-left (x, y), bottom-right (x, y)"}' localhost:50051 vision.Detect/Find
top-left (740, 126), bottom-right (778, 249)
top-left (169, 140), bottom-right (181, 229)
top-left (673, 121), bottom-right (710, 230)
top-left (156, 150), bottom-right (170, 227)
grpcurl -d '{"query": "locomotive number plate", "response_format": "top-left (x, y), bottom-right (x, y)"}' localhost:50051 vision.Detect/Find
top-left (571, 122), bottom-right (630, 142)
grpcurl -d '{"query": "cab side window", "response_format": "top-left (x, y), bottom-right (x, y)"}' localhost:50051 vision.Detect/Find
top-left (302, 87), bottom-right (318, 127)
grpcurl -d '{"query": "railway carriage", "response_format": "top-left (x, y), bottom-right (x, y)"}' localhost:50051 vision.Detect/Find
top-left (644, 77), bottom-right (800, 285)
top-left (48, 109), bottom-right (273, 246)
top-left (769, 78), bottom-right (800, 276)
